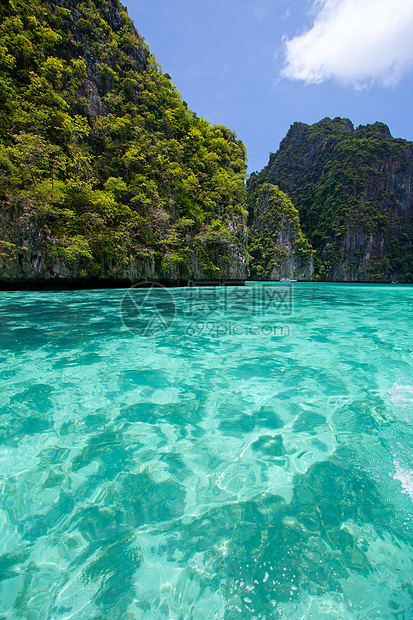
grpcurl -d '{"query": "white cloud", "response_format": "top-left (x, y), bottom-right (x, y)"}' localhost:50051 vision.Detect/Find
top-left (281, 0), bottom-right (413, 87)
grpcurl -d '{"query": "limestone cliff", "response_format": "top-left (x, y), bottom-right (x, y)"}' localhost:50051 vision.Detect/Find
top-left (247, 182), bottom-right (313, 281)
top-left (0, 0), bottom-right (248, 286)
top-left (252, 117), bottom-right (413, 282)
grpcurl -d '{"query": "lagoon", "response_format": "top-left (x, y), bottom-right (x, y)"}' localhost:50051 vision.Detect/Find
top-left (0, 283), bottom-right (412, 618)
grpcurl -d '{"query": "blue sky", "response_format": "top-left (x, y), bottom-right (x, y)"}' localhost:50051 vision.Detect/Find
top-left (124, 0), bottom-right (413, 174)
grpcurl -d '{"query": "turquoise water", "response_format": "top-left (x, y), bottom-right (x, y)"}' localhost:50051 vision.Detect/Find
top-left (0, 283), bottom-right (413, 619)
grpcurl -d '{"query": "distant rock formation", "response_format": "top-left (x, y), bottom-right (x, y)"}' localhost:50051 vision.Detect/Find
top-left (248, 117), bottom-right (413, 282)
top-left (247, 182), bottom-right (313, 281)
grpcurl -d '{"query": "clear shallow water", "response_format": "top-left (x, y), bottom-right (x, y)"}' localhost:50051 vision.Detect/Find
top-left (0, 283), bottom-right (413, 619)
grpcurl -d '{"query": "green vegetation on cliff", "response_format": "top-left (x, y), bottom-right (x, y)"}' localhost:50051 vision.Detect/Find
top-left (0, 0), bottom-right (247, 282)
top-left (247, 181), bottom-right (313, 280)
top-left (250, 117), bottom-right (413, 282)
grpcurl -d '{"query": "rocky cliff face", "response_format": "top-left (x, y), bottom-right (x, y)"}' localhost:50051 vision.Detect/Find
top-left (0, 0), bottom-right (248, 286)
top-left (252, 117), bottom-right (413, 282)
top-left (247, 182), bottom-right (313, 281)
top-left (0, 201), bottom-right (247, 285)
top-left (268, 220), bottom-right (313, 281)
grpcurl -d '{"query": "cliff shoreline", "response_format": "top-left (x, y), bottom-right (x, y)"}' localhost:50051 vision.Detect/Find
top-left (0, 278), bottom-right (246, 290)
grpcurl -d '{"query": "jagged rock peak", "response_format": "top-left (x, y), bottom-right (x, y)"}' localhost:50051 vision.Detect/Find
top-left (287, 117), bottom-right (354, 137)
top-left (356, 121), bottom-right (392, 138)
